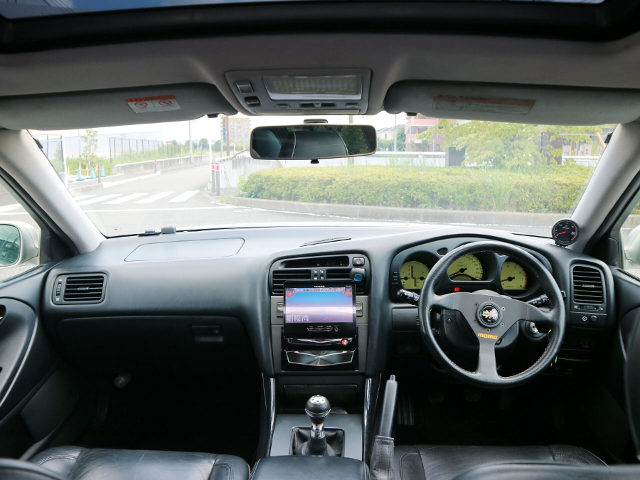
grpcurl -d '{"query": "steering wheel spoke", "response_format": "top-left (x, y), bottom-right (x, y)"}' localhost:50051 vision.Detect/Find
top-left (476, 339), bottom-right (499, 380)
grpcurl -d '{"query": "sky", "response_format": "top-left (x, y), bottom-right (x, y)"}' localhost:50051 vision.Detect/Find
top-left (31, 112), bottom-right (406, 144)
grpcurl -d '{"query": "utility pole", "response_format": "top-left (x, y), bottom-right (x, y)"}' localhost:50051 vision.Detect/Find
top-left (188, 120), bottom-right (193, 163)
top-left (226, 116), bottom-right (231, 156)
top-left (348, 114), bottom-right (354, 166)
top-left (393, 114), bottom-right (397, 152)
top-left (62, 135), bottom-right (68, 187)
top-left (209, 132), bottom-right (213, 189)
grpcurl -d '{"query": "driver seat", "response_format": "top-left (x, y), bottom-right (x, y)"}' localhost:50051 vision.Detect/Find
top-left (393, 444), bottom-right (606, 480)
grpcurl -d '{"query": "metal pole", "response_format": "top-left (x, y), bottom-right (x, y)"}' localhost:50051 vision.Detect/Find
top-left (393, 114), bottom-right (397, 152)
top-left (189, 120), bottom-right (193, 163)
top-left (209, 135), bottom-right (213, 185)
top-left (216, 168), bottom-right (220, 196)
top-left (226, 116), bottom-right (231, 156)
top-left (62, 136), bottom-right (68, 188)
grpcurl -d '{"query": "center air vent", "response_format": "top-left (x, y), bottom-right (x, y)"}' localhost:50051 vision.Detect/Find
top-left (271, 254), bottom-right (369, 296)
top-left (272, 269), bottom-right (311, 295)
top-left (572, 265), bottom-right (604, 305)
top-left (53, 274), bottom-right (106, 304)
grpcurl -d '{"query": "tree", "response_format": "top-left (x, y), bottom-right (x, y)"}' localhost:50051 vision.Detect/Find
top-left (395, 128), bottom-right (406, 152)
top-left (422, 120), bottom-right (610, 168)
top-left (80, 128), bottom-right (99, 166)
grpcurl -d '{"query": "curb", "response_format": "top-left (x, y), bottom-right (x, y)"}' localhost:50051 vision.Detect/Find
top-left (225, 197), bottom-right (567, 227)
top-left (68, 182), bottom-right (106, 194)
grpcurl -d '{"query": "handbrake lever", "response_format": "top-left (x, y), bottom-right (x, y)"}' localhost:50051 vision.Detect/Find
top-left (370, 375), bottom-right (399, 480)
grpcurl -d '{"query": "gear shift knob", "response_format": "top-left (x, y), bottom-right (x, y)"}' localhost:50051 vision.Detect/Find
top-left (305, 395), bottom-right (331, 425)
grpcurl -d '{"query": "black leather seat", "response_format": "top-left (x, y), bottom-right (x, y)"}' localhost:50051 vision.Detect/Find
top-left (10, 446), bottom-right (251, 480)
top-left (452, 462), bottom-right (640, 480)
top-left (393, 444), bottom-right (606, 480)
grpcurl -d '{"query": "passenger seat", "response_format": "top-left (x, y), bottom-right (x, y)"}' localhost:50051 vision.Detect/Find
top-left (0, 446), bottom-right (250, 480)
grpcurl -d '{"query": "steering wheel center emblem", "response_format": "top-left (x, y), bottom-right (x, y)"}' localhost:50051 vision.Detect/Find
top-left (478, 302), bottom-right (501, 327)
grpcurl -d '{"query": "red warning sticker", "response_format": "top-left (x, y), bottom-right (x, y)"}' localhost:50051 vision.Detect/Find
top-left (126, 95), bottom-right (181, 114)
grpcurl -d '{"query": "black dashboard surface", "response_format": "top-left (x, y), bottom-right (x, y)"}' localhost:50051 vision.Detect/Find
top-left (40, 224), bottom-right (614, 377)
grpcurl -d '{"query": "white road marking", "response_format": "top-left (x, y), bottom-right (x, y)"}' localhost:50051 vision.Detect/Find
top-left (72, 195), bottom-right (96, 201)
top-left (102, 193), bottom-right (148, 204)
top-left (77, 194), bottom-right (123, 205)
top-left (136, 191), bottom-right (173, 203)
top-left (168, 190), bottom-right (199, 202)
top-left (0, 204), bottom-right (20, 212)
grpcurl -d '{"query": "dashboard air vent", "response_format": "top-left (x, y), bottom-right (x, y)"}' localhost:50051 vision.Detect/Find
top-left (62, 274), bottom-right (106, 303)
top-left (272, 269), bottom-right (311, 295)
top-left (326, 268), bottom-right (366, 295)
top-left (572, 265), bottom-right (604, 305)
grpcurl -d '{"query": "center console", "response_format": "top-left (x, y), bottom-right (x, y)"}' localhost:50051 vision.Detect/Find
top-left (263, 253), bottom-right (395, 480)
top-left (268, 254), bottom-right (370, 463)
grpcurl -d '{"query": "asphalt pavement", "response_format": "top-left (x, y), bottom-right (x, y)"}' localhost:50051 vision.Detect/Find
top-left (69, 164), bottom-right (375, 236)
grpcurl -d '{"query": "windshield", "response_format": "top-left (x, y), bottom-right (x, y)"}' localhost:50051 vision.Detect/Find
top-left (32, 114), bottom-right (612, 238)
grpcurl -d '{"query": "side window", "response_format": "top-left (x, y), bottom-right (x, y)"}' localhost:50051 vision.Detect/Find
top-left (0, 182), bottom-right (41, 282)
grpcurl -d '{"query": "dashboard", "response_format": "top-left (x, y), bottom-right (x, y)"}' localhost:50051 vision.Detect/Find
top-left (37, 223), bottom-right (614, 380)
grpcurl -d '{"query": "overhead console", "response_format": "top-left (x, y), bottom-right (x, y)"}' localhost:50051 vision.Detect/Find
top-left (225, 69), bottom-right (371, 115)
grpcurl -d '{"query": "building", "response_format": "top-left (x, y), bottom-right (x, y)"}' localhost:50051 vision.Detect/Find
top-left (220, 116), bottom-right (252, 153)
top-left (404, 114), bottom-right (440, 152)
top-left (376, 124), bottom-right (404, 141)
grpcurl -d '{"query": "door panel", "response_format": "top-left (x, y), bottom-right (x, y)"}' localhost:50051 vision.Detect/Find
top-left (0, 268), bottom-right (79, 458)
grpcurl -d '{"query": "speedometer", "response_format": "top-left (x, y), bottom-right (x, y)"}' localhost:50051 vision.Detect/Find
top-left (501, 261), bottom-right (528, 290)
top-left (448, 254), bottom-right (484, 281)
top-left (400, 261), bottom-right (430, 290)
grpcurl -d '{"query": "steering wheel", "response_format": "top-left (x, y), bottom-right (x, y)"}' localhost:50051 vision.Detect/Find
top-left (419, 241), bottom-right (565, 388)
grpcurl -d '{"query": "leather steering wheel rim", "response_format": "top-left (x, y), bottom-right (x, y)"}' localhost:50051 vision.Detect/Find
top-left (418, 241), bottom-right (566, 388)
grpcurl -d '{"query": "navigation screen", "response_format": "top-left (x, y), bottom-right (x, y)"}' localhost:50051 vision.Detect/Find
top-left (284, 285), bottom-right (354, 324)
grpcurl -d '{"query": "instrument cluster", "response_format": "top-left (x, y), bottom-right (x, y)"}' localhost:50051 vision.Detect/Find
top-left (390, 237), bottom-right (550, 302)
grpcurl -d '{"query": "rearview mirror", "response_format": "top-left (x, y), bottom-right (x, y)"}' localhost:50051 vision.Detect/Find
top-left (0, 222), bottom-right (39, 268)
top-left (250, 124), bottom-right (377, 160)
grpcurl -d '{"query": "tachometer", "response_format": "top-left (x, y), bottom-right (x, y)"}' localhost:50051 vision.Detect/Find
top-left (448, 254), bottom-right (484, 281)
top-left (400, 261), bottom-right (430, 290)
top-left (501, 260), bottom-right (528, 290)
top-left (552, 219), bottom-right (579, 246)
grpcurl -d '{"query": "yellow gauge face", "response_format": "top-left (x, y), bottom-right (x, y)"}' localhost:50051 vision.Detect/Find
top-left (448, 254), bottom-right (484, 281)
top-left (501, 260), bottom-right (528, 290)
top-left (400, 261), bottom-right (430, 290)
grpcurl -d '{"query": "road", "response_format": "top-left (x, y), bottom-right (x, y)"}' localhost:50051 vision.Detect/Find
top-left (68, 164), bottom-right (374, 236)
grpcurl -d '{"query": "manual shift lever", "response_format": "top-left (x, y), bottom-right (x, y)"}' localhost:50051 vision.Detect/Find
top-left (301, 395), bottom-right (333, 455)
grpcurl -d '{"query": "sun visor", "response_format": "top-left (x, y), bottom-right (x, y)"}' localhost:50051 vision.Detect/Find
top-left (0, 83), bottom-right (237, 130)
top-left (384, 81), bottom-right (640, 125)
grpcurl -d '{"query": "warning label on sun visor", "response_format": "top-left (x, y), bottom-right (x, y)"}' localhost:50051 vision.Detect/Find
top-left (126, 96), bottom-right (181, 114)
top-left (433, 96), bottom-right (535, 115)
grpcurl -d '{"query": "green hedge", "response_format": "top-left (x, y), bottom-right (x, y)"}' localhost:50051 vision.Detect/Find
top-left (237, 165), bottom-right (594, 213)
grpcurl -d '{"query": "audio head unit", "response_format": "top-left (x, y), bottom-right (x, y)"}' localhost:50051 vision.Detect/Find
top-left (283, 281), bottom-right (357, 337)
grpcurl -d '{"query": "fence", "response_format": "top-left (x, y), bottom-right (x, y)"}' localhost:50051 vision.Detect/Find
top-left (109, 137), bottom-right (170, 161)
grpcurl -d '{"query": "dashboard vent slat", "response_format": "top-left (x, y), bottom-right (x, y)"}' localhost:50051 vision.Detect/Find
top-left (572, 265), bottom-right (604, 305)
top-left (272, 269), bottom-right (311, 295)
top-left (62, 274), bottom-right (106, 303)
